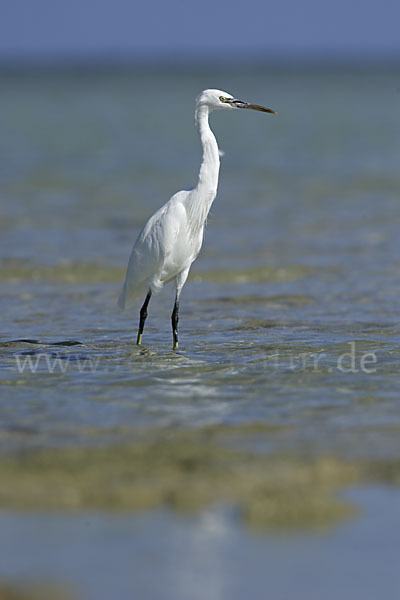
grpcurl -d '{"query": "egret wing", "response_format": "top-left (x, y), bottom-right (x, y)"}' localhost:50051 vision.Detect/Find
top-left (118, 192), bottom-right (188, 309)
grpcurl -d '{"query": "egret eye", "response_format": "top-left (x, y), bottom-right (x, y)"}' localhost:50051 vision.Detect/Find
top-left (219, 96), bottom-right (229, 103)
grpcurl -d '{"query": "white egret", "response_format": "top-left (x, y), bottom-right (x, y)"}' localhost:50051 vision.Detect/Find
top-left (118, 89), bottom-right (276, 349)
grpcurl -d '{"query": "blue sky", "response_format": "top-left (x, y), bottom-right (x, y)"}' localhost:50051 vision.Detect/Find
top-left (1, 0), bottom-right (400, 60)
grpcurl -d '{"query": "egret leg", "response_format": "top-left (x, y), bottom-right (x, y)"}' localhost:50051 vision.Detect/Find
top-left (171, 295), bottom-right (180, 351)
top-left (136, 291), bottom-right (152, 345)
top-left (171, 268), bottom-right (190, 350)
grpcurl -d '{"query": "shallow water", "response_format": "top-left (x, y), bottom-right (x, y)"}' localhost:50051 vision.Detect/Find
top-left (1, 62), bottom-right (400, 597)
top-left (0, 486), bottom-right (400, 600)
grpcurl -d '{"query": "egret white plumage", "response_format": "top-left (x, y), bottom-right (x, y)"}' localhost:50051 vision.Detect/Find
top-left (118, 89), bottom-right (277, 349)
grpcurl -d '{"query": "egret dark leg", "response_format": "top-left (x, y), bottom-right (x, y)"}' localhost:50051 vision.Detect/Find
top-left (171, 295), bottom-right (180, 351)
top-left (136, 291), bottom-right (151, 345)
top-left (171, 269), bottom-right (189, 351)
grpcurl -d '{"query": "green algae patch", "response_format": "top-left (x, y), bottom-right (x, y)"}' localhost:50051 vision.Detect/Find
top-left (0, 260), bottom-right (312, 287)
top-left (0, 258), bottom-right (124, 285)
top-left (191, 264), bottom-right (314, 284)
top-left (1, 425), bottom-right (400, 530)
top-left (0, 427), bottom-right (370, 530)
top-left (0, 581), bottom-right (74, 600)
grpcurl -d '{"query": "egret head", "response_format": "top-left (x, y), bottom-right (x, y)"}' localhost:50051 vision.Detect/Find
top-left (196, 89), bottom-right (277, 115)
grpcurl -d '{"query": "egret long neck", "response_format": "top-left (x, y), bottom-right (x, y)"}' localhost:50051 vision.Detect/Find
top-left (194, 105), bottom-right (220, 200)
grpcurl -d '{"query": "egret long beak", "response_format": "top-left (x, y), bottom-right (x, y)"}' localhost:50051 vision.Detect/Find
top-left (232, 99), bottom-right (277, 114)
